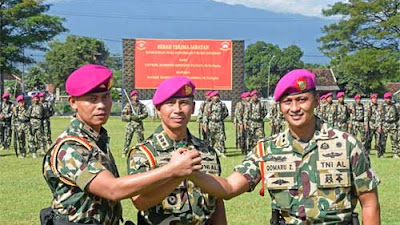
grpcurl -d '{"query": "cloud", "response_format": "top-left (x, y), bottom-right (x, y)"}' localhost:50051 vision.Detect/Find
top-left (209, 0), bottom-right (346, 18)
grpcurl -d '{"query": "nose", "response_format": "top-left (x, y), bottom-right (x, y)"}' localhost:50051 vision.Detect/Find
top-left (172, 101), bottom-right (182, 113)
top-left (290, 100), bottom-right (300, 112)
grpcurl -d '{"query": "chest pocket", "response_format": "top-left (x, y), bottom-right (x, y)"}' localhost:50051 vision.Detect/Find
top-left (316, 139), bottom-right (352, 211)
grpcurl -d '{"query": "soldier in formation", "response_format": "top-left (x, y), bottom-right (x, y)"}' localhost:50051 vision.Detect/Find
top-left (121, 90), bottom-right (148, 157)
top-left (39, 92), bottom-right (55, 148)
top-left (29, 93), bottom-right (45, 157)
top-left (244, 90), bottom-right (267, 149)
top-left (269, 101), bottom-right (284, 136)
top-left (380, 92), bottom-right (399, 158)
top-left (41, 64), bottom-right (202, 225)
top-left (0, 92), bottom-right (13, 150)
top-left (12, 95), bottom-right (31, 158)
top-left (323, 92), bottom-right (335, 126)
top-left (234, 91), bottom-right (250, 154)
top-left (127, 76), bottom-right (226, 225)
top-left (333, 92), bottom-right (351, 132)
top-left (197, 90), bottom-right (212, 144)
top-left (365, 93), bottom-right (383, 156)
top-left (315, 93), bottom-right (326, 119)
top-left (350, 94), bottom-right (368, 151)
top-left (204, 90), bottom-right (229, 157)
top-left (188, 69), bottom-right (381, 225)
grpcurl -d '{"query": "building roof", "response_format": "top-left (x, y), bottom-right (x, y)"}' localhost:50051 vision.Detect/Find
top-left (309, 68), bottom-right (340, 92)
top-left (386, 82), bottom-right (400, 93)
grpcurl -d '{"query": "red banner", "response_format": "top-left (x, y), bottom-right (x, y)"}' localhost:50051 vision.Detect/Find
top-left (134, 39), bottom-right (232, 90)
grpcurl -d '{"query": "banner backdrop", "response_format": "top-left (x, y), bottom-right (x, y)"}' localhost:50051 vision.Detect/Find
top-left (134, 39), bottom-right (232, 90)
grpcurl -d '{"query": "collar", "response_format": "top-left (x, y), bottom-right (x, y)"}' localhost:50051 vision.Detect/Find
top-left (70, 118), bottom-right (106, 142)
top-left (152, 125), bottom-right (199, 151)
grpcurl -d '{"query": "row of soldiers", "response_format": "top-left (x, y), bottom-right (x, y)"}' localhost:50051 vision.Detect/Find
top-left (317, 91), bottom-right (400, 158)
top-left (0, 92), bottom-right (54, 158)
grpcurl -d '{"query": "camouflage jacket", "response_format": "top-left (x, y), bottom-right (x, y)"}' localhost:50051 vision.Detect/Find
top-left (29, 102), bottom-right (44, 129)
top-left (204, 101), bottom-right (228, 124)
top-left (127, 125), bottom-right (221, 225)
top-left (323, 103), bottom-right (335, 125)
top-left (270, 103), bottom-right (284, 125)
top-left (12, 105), bottom-right (30, 125)
top-left (333, 102), bottom-right (350, 123)
top-left (121, 101), bottom-right (148, 126)
top-left (234, 100), bottom-right (246, 124)
top-left (382, 103), bottom-right (398, 129)
top-left (42, 118), bottom-right (122, 224)
top-left (365, 103), bottom-right (383, 128)
top-left (234, 117), bottom-right (380, 224)
top-left (244, 100), bottom-right (267, 124)
top-left (42, 101), bottom-right (55, 119)
top-left (197, 100), bottom-right (211, 124)
top-left (349, 102), bottom-right (367, 125)
top-left (0, 100), bottom-right (13, 123)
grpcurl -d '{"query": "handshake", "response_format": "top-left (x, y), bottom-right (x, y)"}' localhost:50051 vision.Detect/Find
top-left (166, 149), bottom-right (203, 178)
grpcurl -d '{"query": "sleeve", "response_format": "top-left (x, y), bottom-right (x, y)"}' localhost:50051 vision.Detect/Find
top-left (127, 147), bottom-right (152, 175)
top-left (138, 103), bottom-right (148, 120)
top-left (197, 102), bottom-right (204, 123)
top-left (56, 142), bottom-right (107, 190)
top-left (233, 150), bottom-right (262, 191)
top-left (350, 140), bottom-right (380, 195)
top-left (121, 104), bottom-right (131, 122)
top-left (222, 103), bottom-right (229, 119)
top-left (243, 103), bottom-right (249, 124)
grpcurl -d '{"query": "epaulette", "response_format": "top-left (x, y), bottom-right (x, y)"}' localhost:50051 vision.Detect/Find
top-left (49, 136), bottom-right (92, 187)
top-left (127, 138), bottom-right (157, 169)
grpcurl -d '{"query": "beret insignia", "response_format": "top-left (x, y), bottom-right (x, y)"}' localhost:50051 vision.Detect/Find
top-left (295, 78), bottom-right (307, 91)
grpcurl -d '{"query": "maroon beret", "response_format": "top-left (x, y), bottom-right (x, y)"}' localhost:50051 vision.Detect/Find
top-left (384, 92), bottom-right (392, 98)
top-left (66, 64), bottom-right (113, 97)
top-left (209, 90), bottom-right (219, 97)
top-left (130, 90), bottom-right (138, 97)
top-left (336, 92), bottom-right (345, 98)
top-left (250, 90), bottom-right (258, 96)
top-left (354, 94), bottom-right (361, 100)
top-left (274, 69), bottom-right (316, 101)
top-left (16, 95), bottom-right (24, 102)
top-left (153, 77), bottom-right (195, 106)
top-left (370, 93), bottom-right (378, 99)
top-left (2, 92), bottom-right (10, 98)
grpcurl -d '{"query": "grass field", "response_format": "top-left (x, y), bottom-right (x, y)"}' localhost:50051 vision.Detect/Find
top-left (0, 117), bottom-right (399, 225)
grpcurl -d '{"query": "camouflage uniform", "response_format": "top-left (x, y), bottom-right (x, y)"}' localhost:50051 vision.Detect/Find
top-left (197, 100), bottom-right (211, 143)
top-left (315, 101), bottom-right (325, 120)
top-left (244, 99), bottom-right (267, 149)
top-left (333, 102), bottom-right (350, 132)
top-left (365, 103), bottom-right (383, 156)
top-left (204, 100), bottom-right (228, 153)
top-left (350, 102), bottom-right (368, 151)
top-left (234, 100), bottom-right (249, 153)
top-left (380, 103), bottom-right (399, 157)
top-left (42, 118), bottom-right (122, 224)
top-left (12, 104), bottom-right (31, 156)
top-left (29, 101), bottom-right (45, 153)
top-left (42, 101), bottom-right (55, 146)
top-left (234, 118), bottom-right (380, 224)
top-left (0, 100), bottom-right (13, 149)
top-left (127, 125), bottom-right (221, 225)
top-left (121, 101), bottom-right (148, 155)
top-left (269, 102), bottom-right (284, 136)
top-left (323, 102), bottom-right (335, 126)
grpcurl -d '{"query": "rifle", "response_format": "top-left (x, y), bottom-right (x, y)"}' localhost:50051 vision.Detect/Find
top-left (13, 125), bottom-right (18, 157)
top-left (122, 89), bottom-right (137, 116)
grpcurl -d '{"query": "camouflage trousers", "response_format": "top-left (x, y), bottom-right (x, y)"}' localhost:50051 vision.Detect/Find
top-left (248, 121), bottom-right (264, 150)
top-left (208, 121), bottom-right (226, 153)
top-left (236, 124), bottom-right (248, 154)
top-left (15, 122), bottom-right (31, 154)
top-left (30, 125), bottom-right (46, 153)
top-left (351, 121), bottom-right (367, 152)
top-left (122, 122), bottom-right (144, 154)
top-left (43, 119), bottom-right (52, 146)
top-left (270, 121), bottom-right (283, 136)
top-left (365, 125), bottom-right (381, 156)
top-left (380, 124), bottom-right (399, 157)
top-left (334, 121), bottom-right (348, 132)
top-left (0, 120), bottom-right (12, 149)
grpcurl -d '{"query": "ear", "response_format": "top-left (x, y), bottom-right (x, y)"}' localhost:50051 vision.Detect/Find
top-left (68, 96), bottom-right (78, 112)
top-left (155, 105), bottom-right (161, 117)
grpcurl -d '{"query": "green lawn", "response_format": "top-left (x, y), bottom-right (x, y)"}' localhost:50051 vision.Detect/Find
top-left (0, 117), bottom-right (398, 225)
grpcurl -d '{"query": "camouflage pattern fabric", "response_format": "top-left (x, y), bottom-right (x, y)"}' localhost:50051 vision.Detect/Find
top-left (29, 102), bottom-right (45, 153)
top-left (127, 125), bottom-right (221, 225)
top-left (0, 100), bottom-right (13, 149)
top-left (234, 100), bottom-right (250, 154)
top-left (12, 105), bottom-right (31, 155)
top-left (244, 99), bottom-right (267, 149)
top-left (234, 117), bottom-right (380, 224)
top-left (333, 102), bottom-right (350, 132)
top-left (42, 101), bottom-right (55, 146)
top-left (121, 102), bottom-right (148, 154)
top-left (350, 102), bottom-right (368, 151)
top-left (396, 102), bottom-right (400, 157)
top-left (197, 100), bottom-right (211, 144)
top-left (269, 102), bottom-right (285, 136)
top-left (365, 103), bottom-right (383, 155)
top-left (380, 103), bottom-right (399, 157)
top-left (323, 103), bottom-right (335, 126)
top-left (315, 102), bottom-right (325, 120)
top-left (42, 118), bottom-right (122, 224)
top-left (204, 101), bottom-right (228, 153)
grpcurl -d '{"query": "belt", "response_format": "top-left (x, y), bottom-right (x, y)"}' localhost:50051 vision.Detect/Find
top-left (250, 118), bottom-right (263, 122)
top-left (354, 119), bottom-right (364, 122)
top-left (210, 119), bottom-right (222, 122)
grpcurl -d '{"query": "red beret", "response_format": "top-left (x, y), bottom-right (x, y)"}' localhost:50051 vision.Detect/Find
top-left (250, 90), bottom-right (258, 96)
top-left (209, 90), bottom-right (219, 97)
top-left (384, 92), bottom-right (392, 98)
top-left (205, 91), bottom-right (212, 96)
top-left (325, 92), bottom-right (333, 98)
top-left (320, 94), bottom-right (326, 100)
top-left (274, 69), bottom-right (316, 102)
top-left (153, 76), bottom-right (195, 106)
top-left (336, 92), bottom-right (345, 98)
top-left (66, 64), bottom-right (113, 97)
top-left (2, 92), bottom-right (10, 98)
top-left (130, 90), bottom-right (138, 97)
top-left (370, 93), bottom-right (378, 99)
top-left (354, 94), bottom-right (361, 100)
top-left (16, 95), bottom-right (24, 102)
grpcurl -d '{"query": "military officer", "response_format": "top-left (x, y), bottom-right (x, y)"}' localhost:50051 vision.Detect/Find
top-left (197, 90), bottom-right (212, 144)
top-left (315, 93), bottom-right (326, 119)
top-left (127, 76), bottom-right (226, 225)
top-left (12, 95), bottom-right (31, 158)
top-left (333, 92), bottom-right (351, 132)
top-left (42, 64), bottom-right (202, 225)
top-left (188, 69), bottom-right (381, 225)
top-left (244, 90), bottom-right (267, 149)
top-left (350, 94), bottom-right (368, 152)
top-left (28, 93), bottom-right (45, 157)
top-left (269, 101), bottom-right (284, 136)
top-left (0, 92), bottom-right (13, 150)
top-left (121, 90), bottom-right (148, 157)
top-left (380, 92), bottom-right (399, 158)
top-left (323, 92), bottom-right (335, 126)
top-left (365, 93), bottom-right (383, 156)
top-left (234, 91), bottom-right (250, 154)
top-left (39, 92), bottom-right (55, 148)
top-left (204, 90), bottom-right (229, 156)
